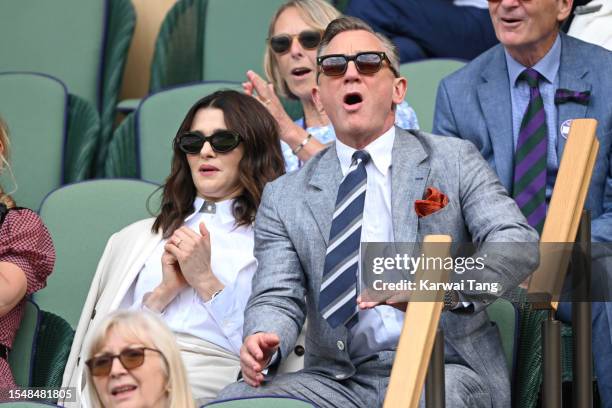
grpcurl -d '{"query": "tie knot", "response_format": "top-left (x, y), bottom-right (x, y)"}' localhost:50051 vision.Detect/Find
top-left (520, 68), bottom-right (541, 88)
top-left (352, 150), bottom-right (371, 166)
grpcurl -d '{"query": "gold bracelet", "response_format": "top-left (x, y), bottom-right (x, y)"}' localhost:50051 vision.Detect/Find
top-left (292, 133), bottom-right (313, 155)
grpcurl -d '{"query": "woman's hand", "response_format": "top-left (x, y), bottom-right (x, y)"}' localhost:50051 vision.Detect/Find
top-left (243, 70), bottom-right (307, 146)
top-left (165, 222), bottom-right (224, 301)
top-left (160, 250), bottom-right (188, 294)
top-left (142, 251), bottom-right (187, 313)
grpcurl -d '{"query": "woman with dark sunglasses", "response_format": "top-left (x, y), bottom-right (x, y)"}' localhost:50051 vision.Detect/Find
top-left (0, 117), bottom-right (55, 389)
top-left (85, 310), bottom-right (195, 408)
top-left (243, 0), bottom-right (419, 172)
top-left (62, 90), bottom-right (285, 406)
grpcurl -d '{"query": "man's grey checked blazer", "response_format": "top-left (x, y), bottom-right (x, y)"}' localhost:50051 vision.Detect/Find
top-left (244, 127), bottom-right (538, 407)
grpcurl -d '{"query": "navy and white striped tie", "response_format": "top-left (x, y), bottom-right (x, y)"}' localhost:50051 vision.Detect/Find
top-left (319, 150), bottom-right (370, 328)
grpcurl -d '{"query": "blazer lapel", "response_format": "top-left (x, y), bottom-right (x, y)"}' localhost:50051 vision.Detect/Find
top-left (305, 145), bottom-right (342, 246)
top-left (556, 33), bottom-right (591, 159)
top-left (110, 230), bottom-right (164, 310)
top-left (392, 128), bottom-right (430, 242)
top-left (477, 47), bottom-right (515, 192)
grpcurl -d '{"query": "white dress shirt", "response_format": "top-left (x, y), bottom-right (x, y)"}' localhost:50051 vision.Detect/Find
top-left (335, 127), bottom-right (405, 358)
top-left (122, 197), bottom-right (256, 354)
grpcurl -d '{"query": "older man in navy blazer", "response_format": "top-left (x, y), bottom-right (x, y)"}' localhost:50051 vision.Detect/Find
top-left (434, 0), bottom-right (612, 405)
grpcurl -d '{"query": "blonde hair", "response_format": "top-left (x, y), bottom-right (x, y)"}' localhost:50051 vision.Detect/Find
top-left (0, 117), bottom-right (15, 209)
top-left (264, 0), bottom-right (340, 99)
top-left (85, 310), bottom-right (195, 408)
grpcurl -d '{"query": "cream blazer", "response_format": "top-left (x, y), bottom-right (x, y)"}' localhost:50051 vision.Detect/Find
top-left (59, 218), bottom-right (305, 407)
top-left (60, 218), bottom-right (162, 406)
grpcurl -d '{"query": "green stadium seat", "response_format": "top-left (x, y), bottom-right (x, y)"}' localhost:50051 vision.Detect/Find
top-left (0, 0), bottom-right (136, 174)
top-left (399, 59), bottom-right (466, 133)
top-left (204, 396), bottom-right (316, 408)
top-left (8, 299), bottom-right (40, 388)
top-left (105, 82), bottom-right (242, 183)
top-left (486, 298), bottom-right (518, 375)
top-left (0, 73), bottom-right (98, 211)
top-left (150, 0), bottom-right (285, 91)
top-left (35, 179), bottom-right (161, 328)
top-left (30, 310), bottom-right (75, 391)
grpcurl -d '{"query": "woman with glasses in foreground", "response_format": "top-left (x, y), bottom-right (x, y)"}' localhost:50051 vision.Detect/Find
top-left (62, 90), bottom-right (285, 406)
top-left (85, 310), bottom-right (194, 408)
top-left (244, 0), bottom-right (419, 172)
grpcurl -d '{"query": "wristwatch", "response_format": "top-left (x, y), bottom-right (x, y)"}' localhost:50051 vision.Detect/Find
top-left (443, 290), bottom-right (459, 311)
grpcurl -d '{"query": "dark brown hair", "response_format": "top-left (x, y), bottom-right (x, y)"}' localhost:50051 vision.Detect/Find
top-left (152, 90), bottom-right (285, 238)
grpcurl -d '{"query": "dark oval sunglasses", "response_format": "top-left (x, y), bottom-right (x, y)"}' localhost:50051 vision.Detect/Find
top-left (317, 51), bottom-right (399, 78)
top-left (269, 30), bottom-right (322, 54)
top-left (176, 130), bottom-right (242, 154)
top-left (85, 347), bottom-right (164, 377)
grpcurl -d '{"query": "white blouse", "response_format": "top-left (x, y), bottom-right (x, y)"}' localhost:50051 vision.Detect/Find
top-left (123, 197), bottom-right (256, 354)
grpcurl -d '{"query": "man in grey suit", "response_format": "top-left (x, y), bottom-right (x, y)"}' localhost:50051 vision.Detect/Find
top-left (434, 1), bottom-right (612, 405)
top-left (218, 16), bottom-right (538, 408)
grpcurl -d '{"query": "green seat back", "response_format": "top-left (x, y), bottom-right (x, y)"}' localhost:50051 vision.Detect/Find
top-left (138, 82), bottom-right (242, 184)
top-left (486, 298), bottom-right (517, 375)
top-left (399, 59), bottom-right (465, 133)
top-left (0, 0), bottom-right (106, 108)
top-left (35, 179), bottom-right (161, 328)
top-left (0, 73), bottom-right (66, 211)
top-left (31, 310), bottom-right (75, 391)
top-left (202, 0), bottom-right (286, 81)
top-left (8, 299), bottom-right (40, 387)
top-left (205, 397), bottom-right (316, 408)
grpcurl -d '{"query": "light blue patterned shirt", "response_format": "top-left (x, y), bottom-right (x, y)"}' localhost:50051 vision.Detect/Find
top-left (281, 100), bottom-right (420, 172)
top-left (505, 35), bottom-right (561, 201)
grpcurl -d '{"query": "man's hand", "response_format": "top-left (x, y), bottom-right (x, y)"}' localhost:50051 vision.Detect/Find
top-left (357, 289), bottom-right (409, 312)
top-left (240, 332), bottom-right (280, 387)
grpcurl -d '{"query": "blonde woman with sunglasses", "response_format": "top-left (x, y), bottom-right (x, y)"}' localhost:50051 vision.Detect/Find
top-left (85, 310), bottom-right (195, 408)
top-left (244, 0), bottom-right (419, 172)
top-left (0, 117), bottom-right (55, 388)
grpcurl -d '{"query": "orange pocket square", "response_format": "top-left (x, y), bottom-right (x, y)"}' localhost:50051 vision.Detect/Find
top-left (415, 187), bottom-right (448, 218)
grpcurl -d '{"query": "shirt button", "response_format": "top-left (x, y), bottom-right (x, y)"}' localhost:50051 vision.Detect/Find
top-left (337, 340), bottom-right (345, 351)
top-left (294, 345), bottom-right (305, 356)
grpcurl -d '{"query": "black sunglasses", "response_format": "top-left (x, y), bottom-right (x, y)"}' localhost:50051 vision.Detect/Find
top-left (317, 52), bottom-right (399, 79)
top-left (269, 30), bottom-right (322, 54)
top-left (176, 130), bottom-right (242, 154)
top-left (86, 347), bottom-right (164, 377)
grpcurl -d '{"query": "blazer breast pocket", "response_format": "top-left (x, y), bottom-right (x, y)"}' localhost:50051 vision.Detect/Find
top-left (417, 204), bottom-right (454, 237)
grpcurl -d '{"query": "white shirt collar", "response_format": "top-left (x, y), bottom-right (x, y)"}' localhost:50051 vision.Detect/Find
top-left (185, 196), bottom-right (236, 225)
top-left (335, 126), bottom-right (395, 177)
